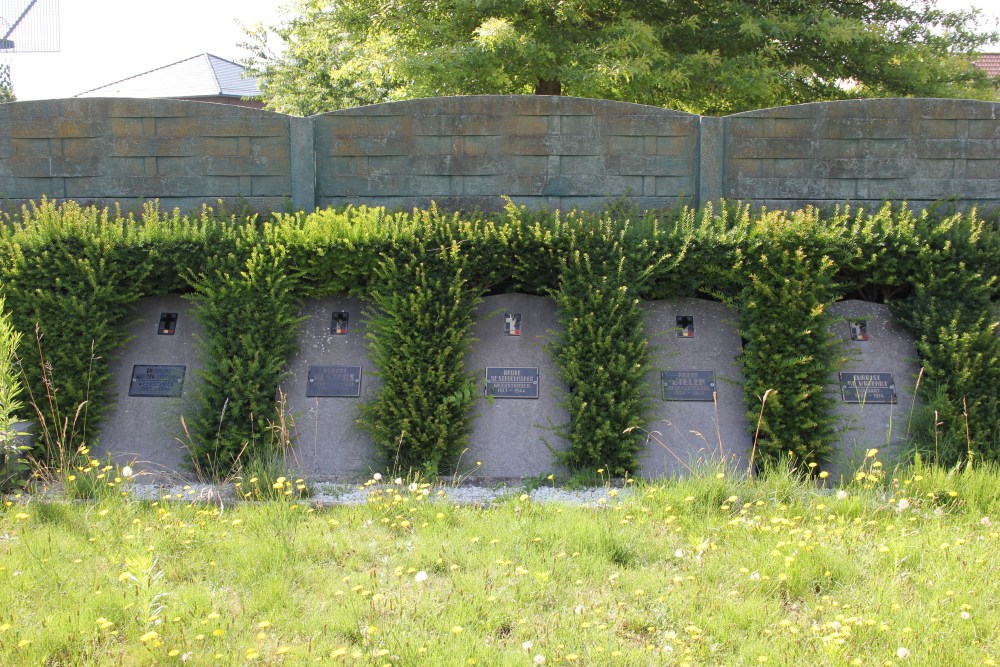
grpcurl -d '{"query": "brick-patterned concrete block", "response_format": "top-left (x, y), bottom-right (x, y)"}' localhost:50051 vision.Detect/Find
top-left (0, 177), bottom-right (64, 198)
top-left (251, 175), bottom-right (291, 196)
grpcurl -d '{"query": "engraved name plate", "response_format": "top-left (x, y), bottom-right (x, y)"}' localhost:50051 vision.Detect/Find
top-left (840, 372), bottom-right (896, 404)
top-left (129, 365), bottom-right (185, 397)
top-left (485, 366), bottom-right (539, 399)
top-left (307, 365), bottom-right (362, 397)
top-left (662, 370), bottom-right (716, 402)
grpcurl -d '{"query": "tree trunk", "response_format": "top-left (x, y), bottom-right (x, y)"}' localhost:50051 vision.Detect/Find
top-left (535, 78), bottom-right (562, 95)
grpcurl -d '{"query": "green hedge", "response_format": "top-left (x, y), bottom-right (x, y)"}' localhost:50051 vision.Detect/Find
top-left (0, 198), bottom-right (997, 479)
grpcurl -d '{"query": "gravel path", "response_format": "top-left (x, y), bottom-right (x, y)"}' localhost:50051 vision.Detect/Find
top-left (122, 482), bottom-right (631, 507)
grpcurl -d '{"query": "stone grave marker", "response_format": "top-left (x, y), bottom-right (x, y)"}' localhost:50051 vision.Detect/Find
top-left (98, 295), bottom-right (202, 476)
top-left (828, 300), bottom-right (920, 475)
top-left (465, 294), bottom-right (569, 479)
top-left (282, 297), bottom-right (376, 479)
top-left (640, 298), bottom-right (751, 476)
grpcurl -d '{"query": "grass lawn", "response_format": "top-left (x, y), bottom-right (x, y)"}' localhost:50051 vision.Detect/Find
top-left (1, 461), bottom-right (999, 666)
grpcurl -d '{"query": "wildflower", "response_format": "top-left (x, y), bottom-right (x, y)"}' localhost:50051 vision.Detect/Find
top-left (819, 471), bottom-right (830, 479)
top-left (408, 482), bottom-right (418, 492)
top-left (896, 499), bottom-right (910, 512)
top-left (896, 647), bottom-right (910, 659)
top-left (534, 656), bottom-right (546, 665)
top-left (836, 490), bottom-right (849, 500)
top-left (960, 611), bottom-right (972, 620)
top-left (866, 448), bottom-right (879, 458)
top-left (451, 626), bottom-right (463, 634)
top-left (981, 517), bottom-right (991, 526)
top-left (674, 549), bottom-right (684, 558)
top-left (522, 641), bottom-right (533, 650)
top-left (139, 631), bottom-right (158, 643)
top-left (373, 473), bottom-right (382, 481)
top-left (415, 571), bottom-right (428, 583)
top-left (121, 465), bottom-right (133, 478)
top-left (394, 477), bottom-right (403, 485)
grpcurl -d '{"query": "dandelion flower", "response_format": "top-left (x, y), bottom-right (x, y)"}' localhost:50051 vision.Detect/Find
top-left (534, 656), bottom-right (546, 666)
top-left (408, 482), bottom-right (418, 492)
top-left (896, 647), bottom-right (910, 659)
top-left (373, 473), bottom-right (382, 481)
top-left (415, 571), bottom-right (428, 583)
top-left (522, 641), bottom-right (533, 650)
top-left (960, 611), bottom-right (972, 620)
top-left (121, 466), bottom-right (133, 478)
top-left (139, 631), bottom-right (159, 643)
top-left (819, 471), bottom-right (830, 479)
top-left (394, 477), bottom-right (403, 485)
top-left (451, 626), bottom-right (463, 634)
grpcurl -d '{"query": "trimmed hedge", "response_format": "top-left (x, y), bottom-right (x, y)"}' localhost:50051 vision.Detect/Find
top-left (0, 198), bottom-right (996, 478)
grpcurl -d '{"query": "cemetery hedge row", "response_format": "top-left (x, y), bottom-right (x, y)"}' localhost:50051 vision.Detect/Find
top-left (0, 198), bottom-right (998, 478)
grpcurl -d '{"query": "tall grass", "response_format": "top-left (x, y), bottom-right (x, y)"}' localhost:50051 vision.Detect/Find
top-left (1, 460), bottom-right (998, 665)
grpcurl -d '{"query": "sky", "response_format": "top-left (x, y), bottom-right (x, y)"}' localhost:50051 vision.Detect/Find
top-left (6, 0), bottom-right (1000, 102)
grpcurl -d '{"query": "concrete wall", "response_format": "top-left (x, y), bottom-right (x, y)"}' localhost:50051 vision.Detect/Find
top-left (315, 96), bottom-right (698, 211)
top-left (4, 96), bottom-right (1000, 212)
top-left (0, 98), bottom-right (291, 212)
top-left (723, 99), bottom-right (1000, 210)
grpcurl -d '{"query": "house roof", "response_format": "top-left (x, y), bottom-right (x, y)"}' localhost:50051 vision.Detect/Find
top-left (74, 53), bottom-right (261, 99)
top-left (974, 53), bottom-right (1000, 79)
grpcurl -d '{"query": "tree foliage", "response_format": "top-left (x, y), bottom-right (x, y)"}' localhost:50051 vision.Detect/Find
top-left (243, 0), bottom-right (998, 115)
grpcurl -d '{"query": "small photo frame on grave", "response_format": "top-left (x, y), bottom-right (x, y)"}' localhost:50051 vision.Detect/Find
top-left (850, 319), bottom-right (869, 342)
top-left (676, 315), bottom-right (695, 338)
top-left (158, 313), bottom-right (177, 336)
top-left (504, 313), bottom-right (521, 336)
top-left (331, 311), bottom-right (349, 335)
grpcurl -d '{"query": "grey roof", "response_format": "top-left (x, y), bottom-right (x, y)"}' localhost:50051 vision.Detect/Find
top-left (74, 53), bottom-right (260, 99)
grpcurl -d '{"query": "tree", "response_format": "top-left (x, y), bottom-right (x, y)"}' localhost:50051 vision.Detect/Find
top-left (242, 0), bottom-right (999, 116)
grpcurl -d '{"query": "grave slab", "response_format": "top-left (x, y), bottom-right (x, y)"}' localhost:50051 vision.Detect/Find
top-left (827, 300), bottom-right (920, 476)
top-left (98, 295), bottom-right (202, 476)
top-left (281, 297), bottom-right (377, 480)
top-left (640, 298), bottom-right (751, 476)
top-left (465, 294), bottom-right (569, 479)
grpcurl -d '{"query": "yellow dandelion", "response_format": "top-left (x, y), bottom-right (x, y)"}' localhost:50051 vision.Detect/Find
top-left (139, 631), bottom-right (158, 643)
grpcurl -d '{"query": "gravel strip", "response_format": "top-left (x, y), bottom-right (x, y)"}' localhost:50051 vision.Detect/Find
top-left (102, 482), bottom-right (634, 507)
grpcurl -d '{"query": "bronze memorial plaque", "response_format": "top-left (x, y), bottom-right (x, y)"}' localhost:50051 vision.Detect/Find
top-left (662, 370), bottom-right (716, 401)
top-left (129, 365), bottom-right (185, 397)
top-left (485, 366), bottom-right (538, 399)
top-left (840, 372), bottom-right (896, 404)
top-left (307, 365), bottom-right (362, 397)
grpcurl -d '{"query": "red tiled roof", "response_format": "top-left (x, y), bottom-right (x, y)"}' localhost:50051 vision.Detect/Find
top-left (974, 53), bottom-right (1000, 78)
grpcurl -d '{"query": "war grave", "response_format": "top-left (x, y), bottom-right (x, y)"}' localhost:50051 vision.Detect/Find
top-left (828, 300), bottom-right (921, 474)
top-left (281, 297), bottom-right (377, 480)
top-left (98, 295), bottom-right (202, 476)
top-left (464, 294), bottom-right (570, 479)
top-left (640, 298), bottom-right (752, 476)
